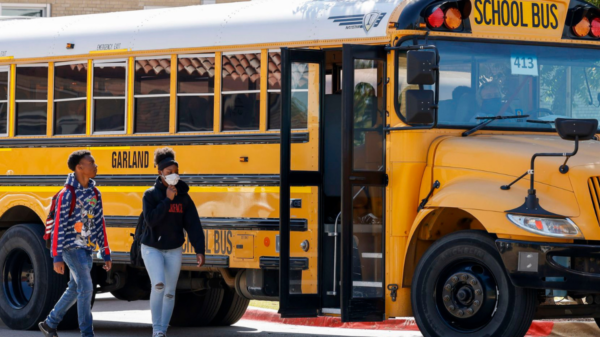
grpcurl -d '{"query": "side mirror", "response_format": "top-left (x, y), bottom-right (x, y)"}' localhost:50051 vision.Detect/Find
top-left (555, 118), bottom-right (598, 141)
top-left (405, 90), bottom-right (435, 124)
top-left (406, 50), bottom-right (437, 85)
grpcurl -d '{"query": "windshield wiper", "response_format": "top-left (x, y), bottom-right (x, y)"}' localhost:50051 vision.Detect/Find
top-left (462, 114), bottom-right (530, 137)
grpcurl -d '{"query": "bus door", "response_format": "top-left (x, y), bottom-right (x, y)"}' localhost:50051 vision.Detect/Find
top-left (340, 45), bottom-right (387, 322)
top-left (279, 48), bottom-right (325, 318)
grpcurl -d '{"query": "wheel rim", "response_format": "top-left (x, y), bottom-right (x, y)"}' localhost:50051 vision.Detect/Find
top-left (435, 261), bottom-right (498, 332)
top-left (2, 249), bottom-right (35, 309)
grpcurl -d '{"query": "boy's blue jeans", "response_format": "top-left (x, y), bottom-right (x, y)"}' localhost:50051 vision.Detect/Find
top-left (46, 248), bottom-right (94, 337)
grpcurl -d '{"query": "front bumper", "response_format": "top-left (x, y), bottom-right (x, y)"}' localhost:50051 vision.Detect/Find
top-left (496, 239), bottom-right (600, 292)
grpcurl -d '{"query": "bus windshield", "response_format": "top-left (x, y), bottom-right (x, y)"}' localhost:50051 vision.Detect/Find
top-left (397, 39), bottom-right (600, 131)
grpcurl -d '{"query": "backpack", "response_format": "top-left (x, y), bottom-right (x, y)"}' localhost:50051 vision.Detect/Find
top-left (44, 185), bottom-right (99, 250)
top-left (129, 212), bottom-right (146, 267)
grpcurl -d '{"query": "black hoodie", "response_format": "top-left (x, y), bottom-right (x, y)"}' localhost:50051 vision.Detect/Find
top-left (141, 177), bottom-right (205, 254)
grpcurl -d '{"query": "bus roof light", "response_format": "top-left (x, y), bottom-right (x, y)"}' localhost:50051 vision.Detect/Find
top-left (444, 7), bottom-right (462, 30)
top-left (573, 17), bottom-right (591, 37)
top-left (427, 7), bottom-right (444, 28)
top-left (591, 18), bottom-right (600, 37)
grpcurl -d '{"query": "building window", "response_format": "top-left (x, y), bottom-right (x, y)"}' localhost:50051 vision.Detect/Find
top-left (15, 65), bottom-right (48, 136)
top-left (267, 52), bottom-right (308, 130)
top-left (54, 62), bottom-right (87, 135)
top-left (221, 52), bottom-right (261, 131)
top-left (93, 60), bottom-right (127, 134)
top-left (0, 3), bottom-right (50, 17)
top-left (134, 57), bottom-right (170, 134)
top-left (0, 67), bottom-right (8, 135)
top-left (177, 54), bottom-right (214, 132)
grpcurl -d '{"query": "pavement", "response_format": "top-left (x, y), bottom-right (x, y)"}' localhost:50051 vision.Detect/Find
top-left (0, 293), bottom-right (421, 337)
top-left (1, 293), bottom-right (598, 337)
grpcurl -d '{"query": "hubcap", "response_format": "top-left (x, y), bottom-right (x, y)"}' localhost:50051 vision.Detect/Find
top-left (436, 262), bottom-right (498, 332)
top-left (441, 272), bottom-right (484, 319)
top-left (2, 249), bottom-right (35, 309)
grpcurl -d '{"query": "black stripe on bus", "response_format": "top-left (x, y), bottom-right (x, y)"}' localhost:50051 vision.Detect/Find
top-left (0, 132), bottom-right (308, 148)
top-left (98, 251), bottom-right (229, 267)
top-left (259, 256), bottom-right (309, 270)
top-left (0, 174), bottom-right (280, 186)
top-left (105, 216), bottom-right (307, 232)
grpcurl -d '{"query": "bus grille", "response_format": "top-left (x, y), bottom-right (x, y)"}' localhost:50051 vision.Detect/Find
top-left (588, 177), bottom-right (600, 225)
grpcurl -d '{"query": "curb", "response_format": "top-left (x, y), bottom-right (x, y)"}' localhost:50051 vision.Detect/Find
top-left (241, 307), bottom-right (600, 336)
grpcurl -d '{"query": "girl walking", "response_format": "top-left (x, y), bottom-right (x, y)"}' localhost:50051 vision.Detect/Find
top-left (142, 147), bottom-right (205, 337)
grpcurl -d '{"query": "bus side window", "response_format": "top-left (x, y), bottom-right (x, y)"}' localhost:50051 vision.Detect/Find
top-left (54, 62), bottom-right (87, 135)
top-left (221, 53), bottom-right (261, 131)
top-left (177, 55), bottom-right (215, 133)
top-left (93, 60), bottom-right (127, 134)
top-left (15, 65), bottom-right (48, 136)
top-left (267, 51), bottom-right (282, 130)
top-left (0, 68), bottom-right (8, 136)
top-left (134, 57), bottom-right (170, 134)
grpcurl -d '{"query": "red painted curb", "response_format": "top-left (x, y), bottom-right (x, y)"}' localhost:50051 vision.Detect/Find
top-left (242, 307), bottom-right (554, 335)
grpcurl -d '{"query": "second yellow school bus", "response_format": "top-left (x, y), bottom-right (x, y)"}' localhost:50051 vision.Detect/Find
top-left (1, 0), bottom-right (600, 336)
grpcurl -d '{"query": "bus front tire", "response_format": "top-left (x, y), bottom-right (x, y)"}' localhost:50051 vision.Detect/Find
top-left (0, 224), bottom-right (80, 330)
top-left (411, 230), bottom-right (537, 337)
top-left (210, 286), bottom-right (250, 326)
top-left (170, 287), bottom-right (224, 327)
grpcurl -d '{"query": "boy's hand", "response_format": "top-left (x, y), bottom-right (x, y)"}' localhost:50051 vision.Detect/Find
top-left (103, 261), bottom-right (112, 271)
top-left (54, 262), bottom-right (65, 275)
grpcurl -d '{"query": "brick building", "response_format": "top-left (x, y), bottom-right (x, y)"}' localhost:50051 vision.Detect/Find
top-left (0, 0), bottom-right (247, 17)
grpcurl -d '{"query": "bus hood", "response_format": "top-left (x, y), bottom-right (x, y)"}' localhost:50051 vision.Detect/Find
top-left (434, 134), bottom-right (600, 192)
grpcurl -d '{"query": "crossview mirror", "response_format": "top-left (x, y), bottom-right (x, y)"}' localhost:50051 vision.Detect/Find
top-left (555, 118), bottom-right (598, 141)
top-left (406, 50), bottom-right (437, 85)
top-left (405, 90), bottom-right (435, 124)
top-left (501, 118), bottom-right (599, 217)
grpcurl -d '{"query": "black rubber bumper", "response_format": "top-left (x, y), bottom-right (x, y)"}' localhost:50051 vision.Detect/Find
top-left (495, 239), bottom-right (600, 292)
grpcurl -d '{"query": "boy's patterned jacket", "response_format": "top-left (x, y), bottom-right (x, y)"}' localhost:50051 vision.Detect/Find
top-left (51, 173), bottom-right (111, 263)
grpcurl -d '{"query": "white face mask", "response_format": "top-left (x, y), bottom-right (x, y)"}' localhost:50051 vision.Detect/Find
top-left (163, 173), bottom-right (180, 186)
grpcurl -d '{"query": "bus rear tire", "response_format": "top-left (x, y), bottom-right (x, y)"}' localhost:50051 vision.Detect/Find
top-left (0, 224), bottom-right (80, 330)
top-left (210, 286), bottom-right (250, 326)
top-left (411, 230), bottom-right (537, 337)
top-left (170, 287), bottom-right (224, 327)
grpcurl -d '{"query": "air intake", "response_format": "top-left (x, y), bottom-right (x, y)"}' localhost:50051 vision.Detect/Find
top-left (588, 177), bottom-right (600, 225)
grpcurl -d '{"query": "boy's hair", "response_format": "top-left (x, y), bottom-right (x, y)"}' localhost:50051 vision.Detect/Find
top-left (68, 150), bottom-right (92, 171)
top-left (154, 147), bottom-right (176, 166)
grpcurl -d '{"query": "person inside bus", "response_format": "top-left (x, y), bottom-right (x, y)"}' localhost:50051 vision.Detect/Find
top-left (141, 147), bottom-right (205, 337)
top-left (39, 150), bottom-right (112, 337)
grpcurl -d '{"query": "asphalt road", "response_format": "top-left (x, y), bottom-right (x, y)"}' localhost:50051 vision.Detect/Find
top-left (0, 293), bottom-right (423, 337)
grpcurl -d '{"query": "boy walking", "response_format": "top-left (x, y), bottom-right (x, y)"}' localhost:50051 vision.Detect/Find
top-left (39, 150), bottom-right (112, 337)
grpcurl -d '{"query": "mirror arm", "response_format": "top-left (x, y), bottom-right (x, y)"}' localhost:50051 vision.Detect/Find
top-left (559, 136), bottom-right (579, 174)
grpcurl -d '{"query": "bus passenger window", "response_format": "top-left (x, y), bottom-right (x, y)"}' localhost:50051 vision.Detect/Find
top-left (134, 57), bottom-right (170, 134)
top-left (54, 62), bottom-right (87, 135)
top-left (267, 52), bottom-right (282, 130)
top-left (177, 55), bottom-right (215, 132)
top-left (0, 68), bottom-right (8, 135)
top-left (93, 60), bottom-right (127, 133)
top-left (267, 52), bottom-right (309, 130)
top-left (221, 53), bottom-right (260, 131)
top-left (15, 65), bottom-right (48, 136)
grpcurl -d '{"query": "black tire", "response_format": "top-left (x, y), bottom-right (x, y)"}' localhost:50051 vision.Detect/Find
top-left (0, 224), bottom-right (78, 330)
top-left (170, 288), bottom-right (224, 327)
top-left (411, 230), bottom-right (537, 337)
top-left (210, 286), bottom-right (250, 326)
top-left (110, 270), bottom-right (150, 302)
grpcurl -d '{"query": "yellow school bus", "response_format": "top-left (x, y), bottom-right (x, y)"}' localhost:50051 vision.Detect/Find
top-left (1, 0), bottom-right (600, 335)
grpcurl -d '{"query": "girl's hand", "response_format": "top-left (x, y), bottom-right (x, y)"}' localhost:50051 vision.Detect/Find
top-left (196, 254), bottom-right (205, 267)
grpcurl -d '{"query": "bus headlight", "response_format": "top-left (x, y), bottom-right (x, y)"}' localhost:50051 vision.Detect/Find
top-left (507, 215), bottom-right (584, 239)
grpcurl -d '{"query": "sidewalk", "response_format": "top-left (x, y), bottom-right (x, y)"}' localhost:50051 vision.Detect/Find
top-left (242, 307), bottom-right (600, 337)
